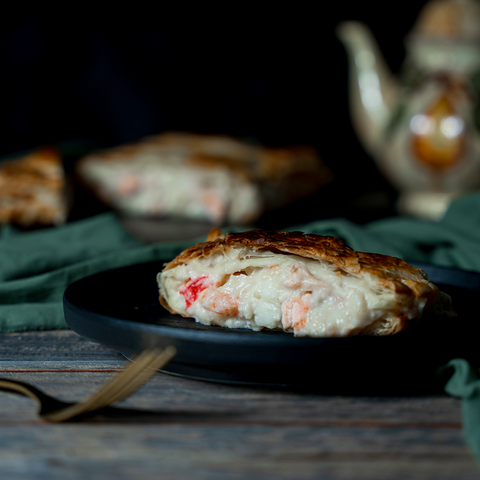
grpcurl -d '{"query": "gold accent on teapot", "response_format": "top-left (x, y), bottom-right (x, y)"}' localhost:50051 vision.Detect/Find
top-left (410, 94), bottom-right (465, 170)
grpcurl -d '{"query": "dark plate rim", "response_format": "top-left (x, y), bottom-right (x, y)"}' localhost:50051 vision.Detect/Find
top-left (62, 259), bottom-right (480, 388)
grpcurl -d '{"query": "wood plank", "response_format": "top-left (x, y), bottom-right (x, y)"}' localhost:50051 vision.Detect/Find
top-left (0, 330), bottom-right (478, 479)
top-left (0, 330), bottom-right (125, 363)
top-left (0, 369), bottom-right (465, 425)
top-left (0, 329), bottom-right (467, 427)
top-left (0, 330), bottom-right (125, 371)
top-left (0, 424), bottom-right (477, 480)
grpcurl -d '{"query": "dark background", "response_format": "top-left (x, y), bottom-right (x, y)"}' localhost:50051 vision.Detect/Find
top-left (0, 2), bottom-right (430, 227)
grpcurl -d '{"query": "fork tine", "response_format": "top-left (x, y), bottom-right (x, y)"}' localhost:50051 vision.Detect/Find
top-left (71, 347), bottom-right (174, 412)
top-left (43, 346), bottom-right (176, 422)
top-left (110, 346), bottom-right (178, 404)
top-left (91, 346), bottom-right (176, 410)
top-left (41, 352), bottom-right (156, 423)
top-left (107, 346), bottom-right (177, 403)
top-left (84, 349), bottom-right (163, 406)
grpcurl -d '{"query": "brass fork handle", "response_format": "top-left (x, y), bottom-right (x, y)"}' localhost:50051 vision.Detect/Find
top-left (0, 379), bottom-right (55, 405)
top-left (0, 378), bottom-right (72, 416)
top-left (0, 346), bottom-right (177, 422)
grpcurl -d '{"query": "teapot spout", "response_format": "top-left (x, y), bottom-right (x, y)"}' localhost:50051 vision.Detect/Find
top-left (336, 21), bottom-right (400, 156)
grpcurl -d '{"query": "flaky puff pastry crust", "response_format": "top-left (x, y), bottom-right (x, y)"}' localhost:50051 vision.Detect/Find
top-left (0, 146), bottom-right (68, 226)
top-left (159, 229), bottom-right (456, 336)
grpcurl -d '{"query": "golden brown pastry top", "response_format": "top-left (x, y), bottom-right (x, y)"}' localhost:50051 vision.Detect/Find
top-left (162, 229), bottom-right (439, 302)
top-left (78, 131), bottom-right (332, 187)
top-left (0, 146), bottom-right (67, 226)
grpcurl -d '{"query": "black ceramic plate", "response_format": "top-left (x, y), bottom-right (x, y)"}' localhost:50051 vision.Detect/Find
top-left (63, 260), bottom-right (480, 393)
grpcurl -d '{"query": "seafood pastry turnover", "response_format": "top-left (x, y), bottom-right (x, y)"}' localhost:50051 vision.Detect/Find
top-left (157, 229), bottom-right (455, 337)
top-left (0, 147), bottom-right (68, 226)
top-left (75, 131), bottom-right (331, 225)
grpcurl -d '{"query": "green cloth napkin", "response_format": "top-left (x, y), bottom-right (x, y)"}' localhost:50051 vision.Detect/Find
top-left (0, 213), bottom-right (195, 332)
top-left (1, 191), bottom-right (480, 463)
top-left (291, 191), bottom-right (480, 272)
top-left (3, 190), bottom-right (480, 333)
top-left (444, 360), bottom-right (480, 464)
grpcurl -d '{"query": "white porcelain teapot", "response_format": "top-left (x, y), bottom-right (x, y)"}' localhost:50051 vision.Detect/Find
top-left (336, 0), bottom-right (480, 219)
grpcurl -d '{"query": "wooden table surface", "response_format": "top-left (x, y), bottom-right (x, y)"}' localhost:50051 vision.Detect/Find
top-left (0, 329), bottom-right (478, 480)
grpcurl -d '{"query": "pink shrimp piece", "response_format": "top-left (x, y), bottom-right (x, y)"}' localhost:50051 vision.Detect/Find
top-left (201, 192), bottom-right (226, 223)
top-left (117, 173), bottom-right (140, 196)
top-left (282, 294), bottom-right (312, 333)
top-left (180, 276), bottom-right (212, 310)
top-left (201, 292), bottom-right (239, 317)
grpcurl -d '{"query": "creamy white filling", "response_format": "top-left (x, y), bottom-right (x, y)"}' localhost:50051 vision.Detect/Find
top-left (158, 248), bottom-right (425, 337)
top-left (80, 152), bottom-right (261, 223)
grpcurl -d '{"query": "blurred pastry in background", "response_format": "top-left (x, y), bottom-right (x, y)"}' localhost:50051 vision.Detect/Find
top-left (75, 132), bottom-right (332, 225)
top-left (0, 146), bottom-right (69, 226)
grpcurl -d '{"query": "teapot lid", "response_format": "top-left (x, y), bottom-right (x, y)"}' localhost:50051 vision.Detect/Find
top-left (412, 0), bottom-right (480, 41)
